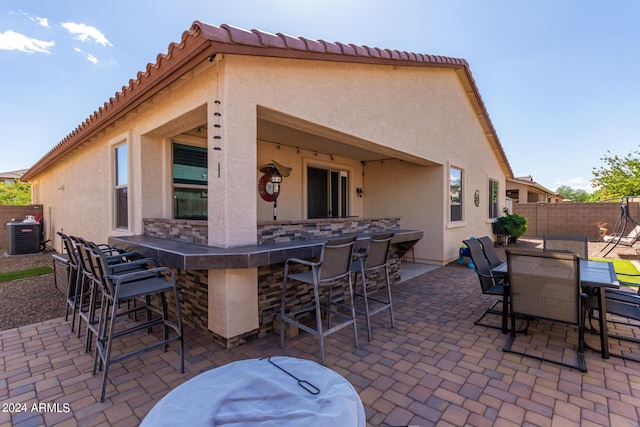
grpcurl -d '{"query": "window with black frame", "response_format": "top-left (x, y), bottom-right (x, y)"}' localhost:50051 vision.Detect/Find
top-left (489, 179), bottom-right (499, 219)
top-left (450, 167), bottom-right (463, 222)
top-left (115, 143), bottom-right (128, 228)
top-left (307, 166), bottom-right (349, 219)
top-left (173, 142), bottom-right (208, 220)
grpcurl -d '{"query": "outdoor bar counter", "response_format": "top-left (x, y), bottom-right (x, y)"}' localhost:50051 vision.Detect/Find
top-left (108, 229), bottom-right (423, 271)
top-left (108, 217), bottom-right (423, 348)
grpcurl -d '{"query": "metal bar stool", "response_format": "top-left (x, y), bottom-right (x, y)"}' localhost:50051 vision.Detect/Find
top-left (280, 236), bottom-right (358, 365)
top-left (349, 233), bottom-right (395, 341)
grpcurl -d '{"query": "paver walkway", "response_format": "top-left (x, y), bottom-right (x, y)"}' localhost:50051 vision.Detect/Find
top-left (1, 242), bottom-right (640, 426)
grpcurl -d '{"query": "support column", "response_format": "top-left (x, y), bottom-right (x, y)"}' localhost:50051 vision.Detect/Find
top-left (208, 268), bottom-right (259, 346)
top-left (205, 67), bottom-right (260, 343)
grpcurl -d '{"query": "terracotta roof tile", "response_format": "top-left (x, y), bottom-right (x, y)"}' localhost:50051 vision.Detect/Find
top-left (251, 29), bottom-right (287, 49)
top-left (318, 40), bottom-right (343, 55)
top-left (363, 46), bottom-right (382, 59)
top-left (277, 33), bottom-right (308, 51)
top-left (335, 42), bottom-right (355, 56)
top-left (221, 24), bottom-right (263, 46)
top-left (23, 21), bottom-right (512, 181)
top-left (299, 37), bottom-right (326, 53)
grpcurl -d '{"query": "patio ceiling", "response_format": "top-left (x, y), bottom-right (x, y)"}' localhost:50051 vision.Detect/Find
top-left (257, 108), bottom-right (438, 167)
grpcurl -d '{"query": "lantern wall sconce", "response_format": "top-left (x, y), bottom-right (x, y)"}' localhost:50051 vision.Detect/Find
top-left (259, 159), bottom-right (291, 220)
top-left (356, 187), bottom-right (364, 198)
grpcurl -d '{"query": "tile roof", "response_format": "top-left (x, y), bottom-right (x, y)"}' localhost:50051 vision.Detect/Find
top-left (23, 22), bottom-right (512, 180)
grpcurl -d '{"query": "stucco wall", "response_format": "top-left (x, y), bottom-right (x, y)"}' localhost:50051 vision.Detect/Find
top-left (228, 55), bottom-right (507, 263)
top-left (31, 62), bottom-right (216, 250)
top-left (31, 54), bottom-right (507, 264)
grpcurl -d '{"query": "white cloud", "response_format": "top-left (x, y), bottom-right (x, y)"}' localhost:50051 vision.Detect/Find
top-left (72, 47), bottom-right (99, 64)
top-left (554, 177), bottom-right (594, 191)
top-left (61, 22), bottom-right (112, 47)
top-left (0, 30), bottom-right (54, 54)
top-left (35, 17), bottom-right (49, 28)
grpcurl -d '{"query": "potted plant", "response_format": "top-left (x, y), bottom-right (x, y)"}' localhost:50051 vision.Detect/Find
top-left (494, 208), bottom-right (527, 244)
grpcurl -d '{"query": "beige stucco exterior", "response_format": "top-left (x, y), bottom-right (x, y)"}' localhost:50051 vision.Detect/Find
top-left (26, 23), bottom-right (513, 341)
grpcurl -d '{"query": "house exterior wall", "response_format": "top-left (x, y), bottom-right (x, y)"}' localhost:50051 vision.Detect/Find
top-left (27, 50), bottom-right (510, 344)
top-left (31, 61), bottom-right (216, 250)
top-left (31, 54), bottom-right (506, 264)
top-left (231, 55), bottom-right (507, 264)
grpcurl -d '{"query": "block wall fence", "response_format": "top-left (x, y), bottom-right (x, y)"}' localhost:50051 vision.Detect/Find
top-left (513, 201), bottom-right (640, 241)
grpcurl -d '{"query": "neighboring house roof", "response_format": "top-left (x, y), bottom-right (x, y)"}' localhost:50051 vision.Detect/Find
top-left (23, 22), bottom-right (513, 181)
top-left (0, 169), bottom-right (27, 182)
top-left (507, 175), bottom-right (561, 197)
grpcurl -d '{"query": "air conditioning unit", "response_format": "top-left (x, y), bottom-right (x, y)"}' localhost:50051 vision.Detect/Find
top-left (6, 222), bottom-right (40, 255)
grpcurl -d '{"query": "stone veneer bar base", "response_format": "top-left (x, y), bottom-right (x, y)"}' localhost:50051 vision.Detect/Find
top-left (141, 217), bottom-right (418, 349)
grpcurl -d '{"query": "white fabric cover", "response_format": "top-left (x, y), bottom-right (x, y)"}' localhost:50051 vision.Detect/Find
top-left (140, 356), bottom-right (365, 426)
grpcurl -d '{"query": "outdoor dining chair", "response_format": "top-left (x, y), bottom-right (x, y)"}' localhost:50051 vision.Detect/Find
top-left (543, 234), bottom-right (588, 259)
top-left (348, 233), bottom-right (395, 341)
top-left (89, 243), bottom-right (183, 402)
top-left (477, 236), bottom-right (503, 268)
top-left (280, 236), bottom-right (358, 365)
top-left (464, 238), bottom-right (509, 333)
top-left (503, 249), bottom-right (587, 372)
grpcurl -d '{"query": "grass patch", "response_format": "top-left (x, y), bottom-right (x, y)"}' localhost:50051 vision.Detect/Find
top-left (0, 266), bottom-right (54, 283)
top-left (589, 258), bottom-right (640, 286)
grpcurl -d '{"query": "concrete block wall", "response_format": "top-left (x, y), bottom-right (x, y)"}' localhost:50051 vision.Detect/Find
top-left (513, 201), bottom-right (639, 241)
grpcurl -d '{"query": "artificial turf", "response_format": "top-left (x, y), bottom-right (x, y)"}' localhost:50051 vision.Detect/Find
top-left (0, 266), bottom-right (54, 283)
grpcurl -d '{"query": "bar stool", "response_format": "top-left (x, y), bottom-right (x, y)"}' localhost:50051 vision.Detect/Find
top-left (280, 236), bottom-right (358, 365)
top-left (349, 233), bottom-right (395, 341)
top-left (57, 232), bottom-right (81, 331)
top-left (89, 244), bottom-right (184, 401)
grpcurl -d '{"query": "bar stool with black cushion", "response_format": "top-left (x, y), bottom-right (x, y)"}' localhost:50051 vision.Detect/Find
top-left (280, 236), bottom-right (358, 365)
top-left (464, 238), bottom-right (510, 333)
top-left (70, 236), bottom-right (97, 339)
top-left (348, 233), bottom-right (395, 341)
top-left (89, 244), bottom-right (184, 402)
top-left (78, 239), bottom-right (157, 353)
top-left (58, 232), bottom-right (81, 331)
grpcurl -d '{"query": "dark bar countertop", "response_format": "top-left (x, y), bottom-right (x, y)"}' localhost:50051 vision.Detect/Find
top-left (109, 230), bottom-right (423, 271)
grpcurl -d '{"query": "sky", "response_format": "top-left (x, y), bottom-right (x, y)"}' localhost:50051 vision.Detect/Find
top-left (1, 1), bottom-right (639, 192)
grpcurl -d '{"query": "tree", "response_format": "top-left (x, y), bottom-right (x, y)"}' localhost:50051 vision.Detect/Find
top-left (555, 185), bottom-right (591, 202)
top-left (0, 180), bottom-right (31, 205)
top-left (591, 149), bottom-right (640, 200)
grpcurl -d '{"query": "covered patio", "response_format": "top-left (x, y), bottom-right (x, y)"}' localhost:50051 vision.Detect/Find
top-left (2, 243), bottom-right (640, 426)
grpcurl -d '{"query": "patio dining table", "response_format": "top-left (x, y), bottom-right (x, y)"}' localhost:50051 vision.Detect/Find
top-left (493, 259), bottom-right (620, 358)
top-left (140, 356), bottom-right (365, 427)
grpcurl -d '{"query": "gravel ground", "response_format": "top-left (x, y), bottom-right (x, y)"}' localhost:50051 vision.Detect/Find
top-left (0, 250), bottom-right (67, 331)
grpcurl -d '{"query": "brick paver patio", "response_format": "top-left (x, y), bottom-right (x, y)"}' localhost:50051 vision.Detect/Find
top-left (1, 251), bottom-right (640, 426)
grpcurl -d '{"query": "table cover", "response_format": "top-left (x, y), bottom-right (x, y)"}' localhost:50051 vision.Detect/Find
top-left (140, 356), bottom-right (365, 426)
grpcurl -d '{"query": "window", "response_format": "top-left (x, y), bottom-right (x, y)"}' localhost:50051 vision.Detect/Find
top-left (307, 166), bottom-right (349, 219)
top-left (450, 167), bottom-right (463, 222)
top-left (115, 144), bottom-right (128, 228)
top-left (173, 142), bottom-right (208, 220)
top-left (489, 179), bottom-right (499, 219)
